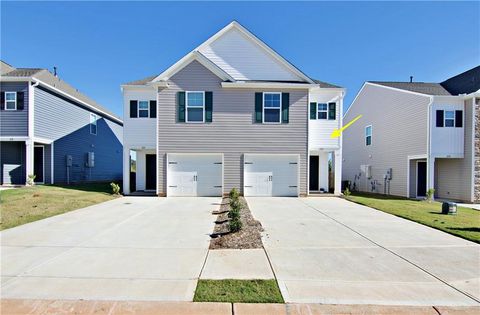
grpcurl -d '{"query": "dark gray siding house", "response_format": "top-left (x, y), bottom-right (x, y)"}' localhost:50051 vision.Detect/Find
top-left (0, 61), bottom-right (123, 185)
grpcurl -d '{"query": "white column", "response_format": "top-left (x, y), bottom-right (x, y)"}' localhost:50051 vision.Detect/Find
top-left (427, 156), bottom-right (435, 199)
top-left (334, 149), bottom-right (343, 195)
top-left (25, 139), bottom-right (34, 184)
top-left (123, 146), bottom-right (131, 195)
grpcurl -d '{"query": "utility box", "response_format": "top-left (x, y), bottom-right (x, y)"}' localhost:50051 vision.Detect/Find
top-left (361, 165), bottom-right (372, 179)
top-left (86, 152), bottom-right (95, 168)
top-left (66, 155), bottom-right (73, 167)
top-left (386, 168), bottom-right (393, 180)
top-left (442, 202), bottom-right (457, 215)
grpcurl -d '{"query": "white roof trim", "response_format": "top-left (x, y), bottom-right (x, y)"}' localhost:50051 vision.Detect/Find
top-left (222, 81), bottom-right (316, 89)
top-left (153, 51), bottom-right (234, 82)
top-left (152, 21), bottom-right (313, 84)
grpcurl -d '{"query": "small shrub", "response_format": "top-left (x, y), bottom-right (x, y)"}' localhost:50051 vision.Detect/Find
top-left (426, 188), bottom-right (435, 202)
top-left (343, 187), bottom-right (351, 197)
top-left (110, 182), bottom-right (121, 195)
top-left (228, 207), bottom-right (240, 220)
top-left (229, 217), bottom-right (243, 233)
top-left (229, 198), bottom-right (241, 211)
top-left (27, 174), bottom-right (36, 186)
top-left (229, 187), bottom-right (240, 201)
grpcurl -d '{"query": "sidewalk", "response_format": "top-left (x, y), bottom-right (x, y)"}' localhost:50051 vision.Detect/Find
top-left (2, 299), bottom-right (479, 315)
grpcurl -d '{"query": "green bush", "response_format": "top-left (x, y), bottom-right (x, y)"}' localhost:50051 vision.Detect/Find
top-left (229, 187), bottom-right (240, 200)
top-left (343, 187), bottom-right (351, 197)
top-left (110, 182), bottom-right (121, 195)
top-left (426, 188), bottom-right (435, 202)
top-left (229, 217), bottom-right (242, 233)
top-left (228, 207), bottom-right (240, 220)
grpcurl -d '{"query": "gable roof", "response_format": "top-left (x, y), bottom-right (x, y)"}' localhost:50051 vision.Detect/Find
top-left (125, 21), bottom-right (337, 87)
top-left (368, 81), bottom-right (452, 96)
top-left (440, 65), bottom-right (480, 95)
top-left (1, 61), bottom-right (122, 124)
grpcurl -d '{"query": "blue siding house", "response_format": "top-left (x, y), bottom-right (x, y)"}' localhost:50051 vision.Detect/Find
top-left (0, 61), bottom-right (123, 185)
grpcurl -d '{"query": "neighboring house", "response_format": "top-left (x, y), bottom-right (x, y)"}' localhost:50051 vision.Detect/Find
top-left (121, 21), bottom-right (345, 197)
top-left (343, 66), bottom-right (479, 203)
top-left (0, 61), bottom-right (123, 185)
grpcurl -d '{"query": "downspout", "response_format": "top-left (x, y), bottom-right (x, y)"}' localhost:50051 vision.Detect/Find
top-left (426, 95), bottom-right (434, 199)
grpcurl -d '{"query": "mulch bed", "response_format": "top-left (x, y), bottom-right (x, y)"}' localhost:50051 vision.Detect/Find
top-left (209, 196), bottom-right (264, 249)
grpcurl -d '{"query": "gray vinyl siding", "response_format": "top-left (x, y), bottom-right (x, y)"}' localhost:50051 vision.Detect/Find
top-left (342, 84), bottom-right (430, 197)
top-left (157, 60), bottom-right (308, 195)
top-left (475, 98), bottom-right (480, 202)
top-left (0, 82), bottom-right (29, 136)
top-left (434, 99), bottom-right (475, 202)
top-left (0, 141), bottom-right (25, 185)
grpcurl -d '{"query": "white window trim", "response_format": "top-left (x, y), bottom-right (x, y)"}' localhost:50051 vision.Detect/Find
top-left (137, 100), bottom-right (150, 118)
top-left (317, 103), bottom-right (328, 120)
top-left (186, 91), bottom-right (205, 123)
top-left (365, 125), bottom-right (372, 146)
top-left (444, 110), bottom-right (455, 128)
top-left (5, 91), bottom-right (17, 110)
top-left (90, 113), bottom-right (97, 135)
top-left (262, 92), bottom-right (282, 124)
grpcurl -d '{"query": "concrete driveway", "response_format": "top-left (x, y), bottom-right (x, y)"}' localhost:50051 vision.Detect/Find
top-left (1, 196), bottom-right (220, 301)
top-left (247, 197), bottom-right (480, 306)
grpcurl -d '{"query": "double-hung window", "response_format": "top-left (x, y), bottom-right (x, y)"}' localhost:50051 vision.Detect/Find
top-left (5, 92), bottom-right (16, 110)
top-left (186, 91), bottom-right (205, 123)
top-left (263, 92), bottom-right (281, 123)
top-left (444, 110), bottom-right (455, 127)
top-left (90, 113), bottom-right (97, 135)
top-left (317, 103), bottom-right (328, 119)
top-left (365, 125), bottom-right (372, 146)
top-left (138, 101), bottom-right (149, 118)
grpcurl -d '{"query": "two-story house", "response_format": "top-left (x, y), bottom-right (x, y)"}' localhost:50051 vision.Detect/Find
top-left (122, 21), bottom-right (345, 197)
top-left (0, 61), bottom-right (123, 185)
top-left (343, 66), bottom-right (479, 203)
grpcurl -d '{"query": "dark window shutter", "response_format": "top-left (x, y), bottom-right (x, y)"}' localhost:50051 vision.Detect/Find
top-left (328, 102), bottom-right (336, 120)
top-left (455, 110), bottom-right (463, 128)
top-left (16, 92), bottom-right (24, 110)
top-left (205, 91), bottom-right (213, 122)
top-left (310, 102), bottom-right (317, 120)
top-left (149, 100), bottom-right (157, 118)
top-left (436, 110), bottom-right (444, 127)
top-left (178, 91), bottom-right (185, 122)
top-left (130, 100), bottom-right (138, 118)
top-left (255, 92), bottom-right (263, 123)
top-left (281, 92), bottom-right (289, 123)
top-left (0, 91), bottom-right (5, 110)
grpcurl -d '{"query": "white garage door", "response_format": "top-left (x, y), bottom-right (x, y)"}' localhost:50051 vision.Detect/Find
top-left (244, 154), bottom-right (299, 196)
top-left (167, 154), bottom-right (223, 196)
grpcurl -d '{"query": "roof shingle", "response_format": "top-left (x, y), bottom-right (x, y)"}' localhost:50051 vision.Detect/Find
top-left (368, 81), bottom-right (451, 96)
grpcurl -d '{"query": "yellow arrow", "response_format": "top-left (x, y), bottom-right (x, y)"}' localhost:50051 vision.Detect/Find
top-left (330, 114), bottom-right (363, 138)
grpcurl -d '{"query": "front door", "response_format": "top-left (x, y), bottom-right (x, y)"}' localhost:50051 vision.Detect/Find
top-left (145, 154), bottom-right (156, 190)
top-left (309, 155), bottom-right (319, 191)
top-left (33, 146), bottom-right (44, 183)
top-left (417, 161), bottom-right (427, 197)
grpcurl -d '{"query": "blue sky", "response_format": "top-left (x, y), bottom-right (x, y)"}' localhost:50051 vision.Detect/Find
top-left (2, 1), bottom-right (479, 118)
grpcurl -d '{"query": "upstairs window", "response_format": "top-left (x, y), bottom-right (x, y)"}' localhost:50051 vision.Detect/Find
top-left (436, 109), bottom-right (463, 128)
top-left (90, 113), bottom-right (97, 135)
top-left (365, 125), bottom-right (372, 146)
top-left (263, 92), bottom-right (281, 123)
top-left (5, 92), bottom-right (16, 110)
top-left (317, 103), bottom-right (328, 119)
top-left (186, 91), bottom-right (205, 123)
top-left (138, 101), bottom-right (149, 118)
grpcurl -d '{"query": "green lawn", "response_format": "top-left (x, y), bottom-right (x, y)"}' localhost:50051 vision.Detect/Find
top-left (0, 183), bottom-right (118, 230)
top-left (346, 193), bottom-right (480, 243)
top-left (194, 279), bottom-right (284, 303)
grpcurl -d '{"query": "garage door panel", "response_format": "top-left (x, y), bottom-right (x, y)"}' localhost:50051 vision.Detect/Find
top-left (244, 154), bottom-right (298, 197)
top-left (167, 154), bottom-right (223, 197)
